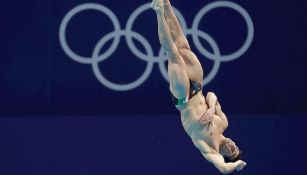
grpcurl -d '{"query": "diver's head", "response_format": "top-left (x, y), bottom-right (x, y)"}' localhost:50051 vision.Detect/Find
top-left (220, 138), bottom-right (241, 163)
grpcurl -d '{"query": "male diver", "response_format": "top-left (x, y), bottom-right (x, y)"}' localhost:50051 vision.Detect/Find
top-left (151, 0), bottom-right (247, 173)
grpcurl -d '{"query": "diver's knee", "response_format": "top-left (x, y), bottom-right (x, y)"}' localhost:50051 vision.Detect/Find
top-left (175, 38), bottom-right (190, 51)
top-left (206, 92), bottom-right (216, 99)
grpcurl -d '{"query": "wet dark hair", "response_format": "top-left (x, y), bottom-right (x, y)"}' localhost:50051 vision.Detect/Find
top-left (224, 150), bottom-right (243, 163)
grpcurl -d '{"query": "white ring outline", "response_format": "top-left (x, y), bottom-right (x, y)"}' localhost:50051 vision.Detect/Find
top-left (92, 31), bottom-right (154, 91)
top-left (125, 3), bottom-right (188, 63)
top-left (192, 1), bottom-right (254, 62)
top-left (158, 30), bottom-right (221, 86)
top-left (59, 1), bottom-right (254, 91)
top-left (59, 3), bottom-right (121, 64)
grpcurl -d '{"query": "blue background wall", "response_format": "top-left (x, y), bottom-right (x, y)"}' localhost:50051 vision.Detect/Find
top-left (1, 0), bottom-right (306, 115)
top-left (1, 114), bottom-right (306, 175)
top-left (1, 0), bottom-right (307, 175)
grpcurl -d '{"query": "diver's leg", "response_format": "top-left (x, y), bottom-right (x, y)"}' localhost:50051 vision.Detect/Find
top-left (152, 0), bottom-right (189, 99)
top-left (163, 0), bottom-right (204, 83)
top-left (163, 0), bottom-right (190, 50)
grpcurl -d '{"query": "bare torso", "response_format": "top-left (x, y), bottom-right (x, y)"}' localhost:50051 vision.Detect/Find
top-left (177, 93), bottom-right (226, 154)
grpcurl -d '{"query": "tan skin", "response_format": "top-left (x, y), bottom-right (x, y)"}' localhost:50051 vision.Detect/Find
top-left (152, 0), bottom-right (246, 173)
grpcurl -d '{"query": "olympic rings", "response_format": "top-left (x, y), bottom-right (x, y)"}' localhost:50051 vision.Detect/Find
top-left (59, 1), bottom-right (254, 91)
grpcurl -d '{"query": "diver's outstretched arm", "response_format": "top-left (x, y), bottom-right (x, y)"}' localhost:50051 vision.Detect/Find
top-left (203, 153), bottom-right (246, 174)
top-left (193, 138), bottom-right (247, 174)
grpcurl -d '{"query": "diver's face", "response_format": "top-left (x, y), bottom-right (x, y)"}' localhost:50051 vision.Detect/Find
top-left (221, 138), bottom-right (239, 158)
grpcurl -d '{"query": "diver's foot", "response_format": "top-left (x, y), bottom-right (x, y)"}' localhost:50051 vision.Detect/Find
top-left (163, 0), bottom-right (171, 5)
top-left (151, 0), bottom-right (164, 15)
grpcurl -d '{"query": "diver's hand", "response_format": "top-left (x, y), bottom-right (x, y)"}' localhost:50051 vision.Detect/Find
top-left (235, 160), bottom-right (247, 171)
top-left (200, 108), bottom-right (215, 125)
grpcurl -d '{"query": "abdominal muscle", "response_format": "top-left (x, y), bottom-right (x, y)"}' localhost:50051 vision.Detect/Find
top-left (177, 92), bottom-right (224, 152)
top-left (177, 92), bottom-right (208, 135)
